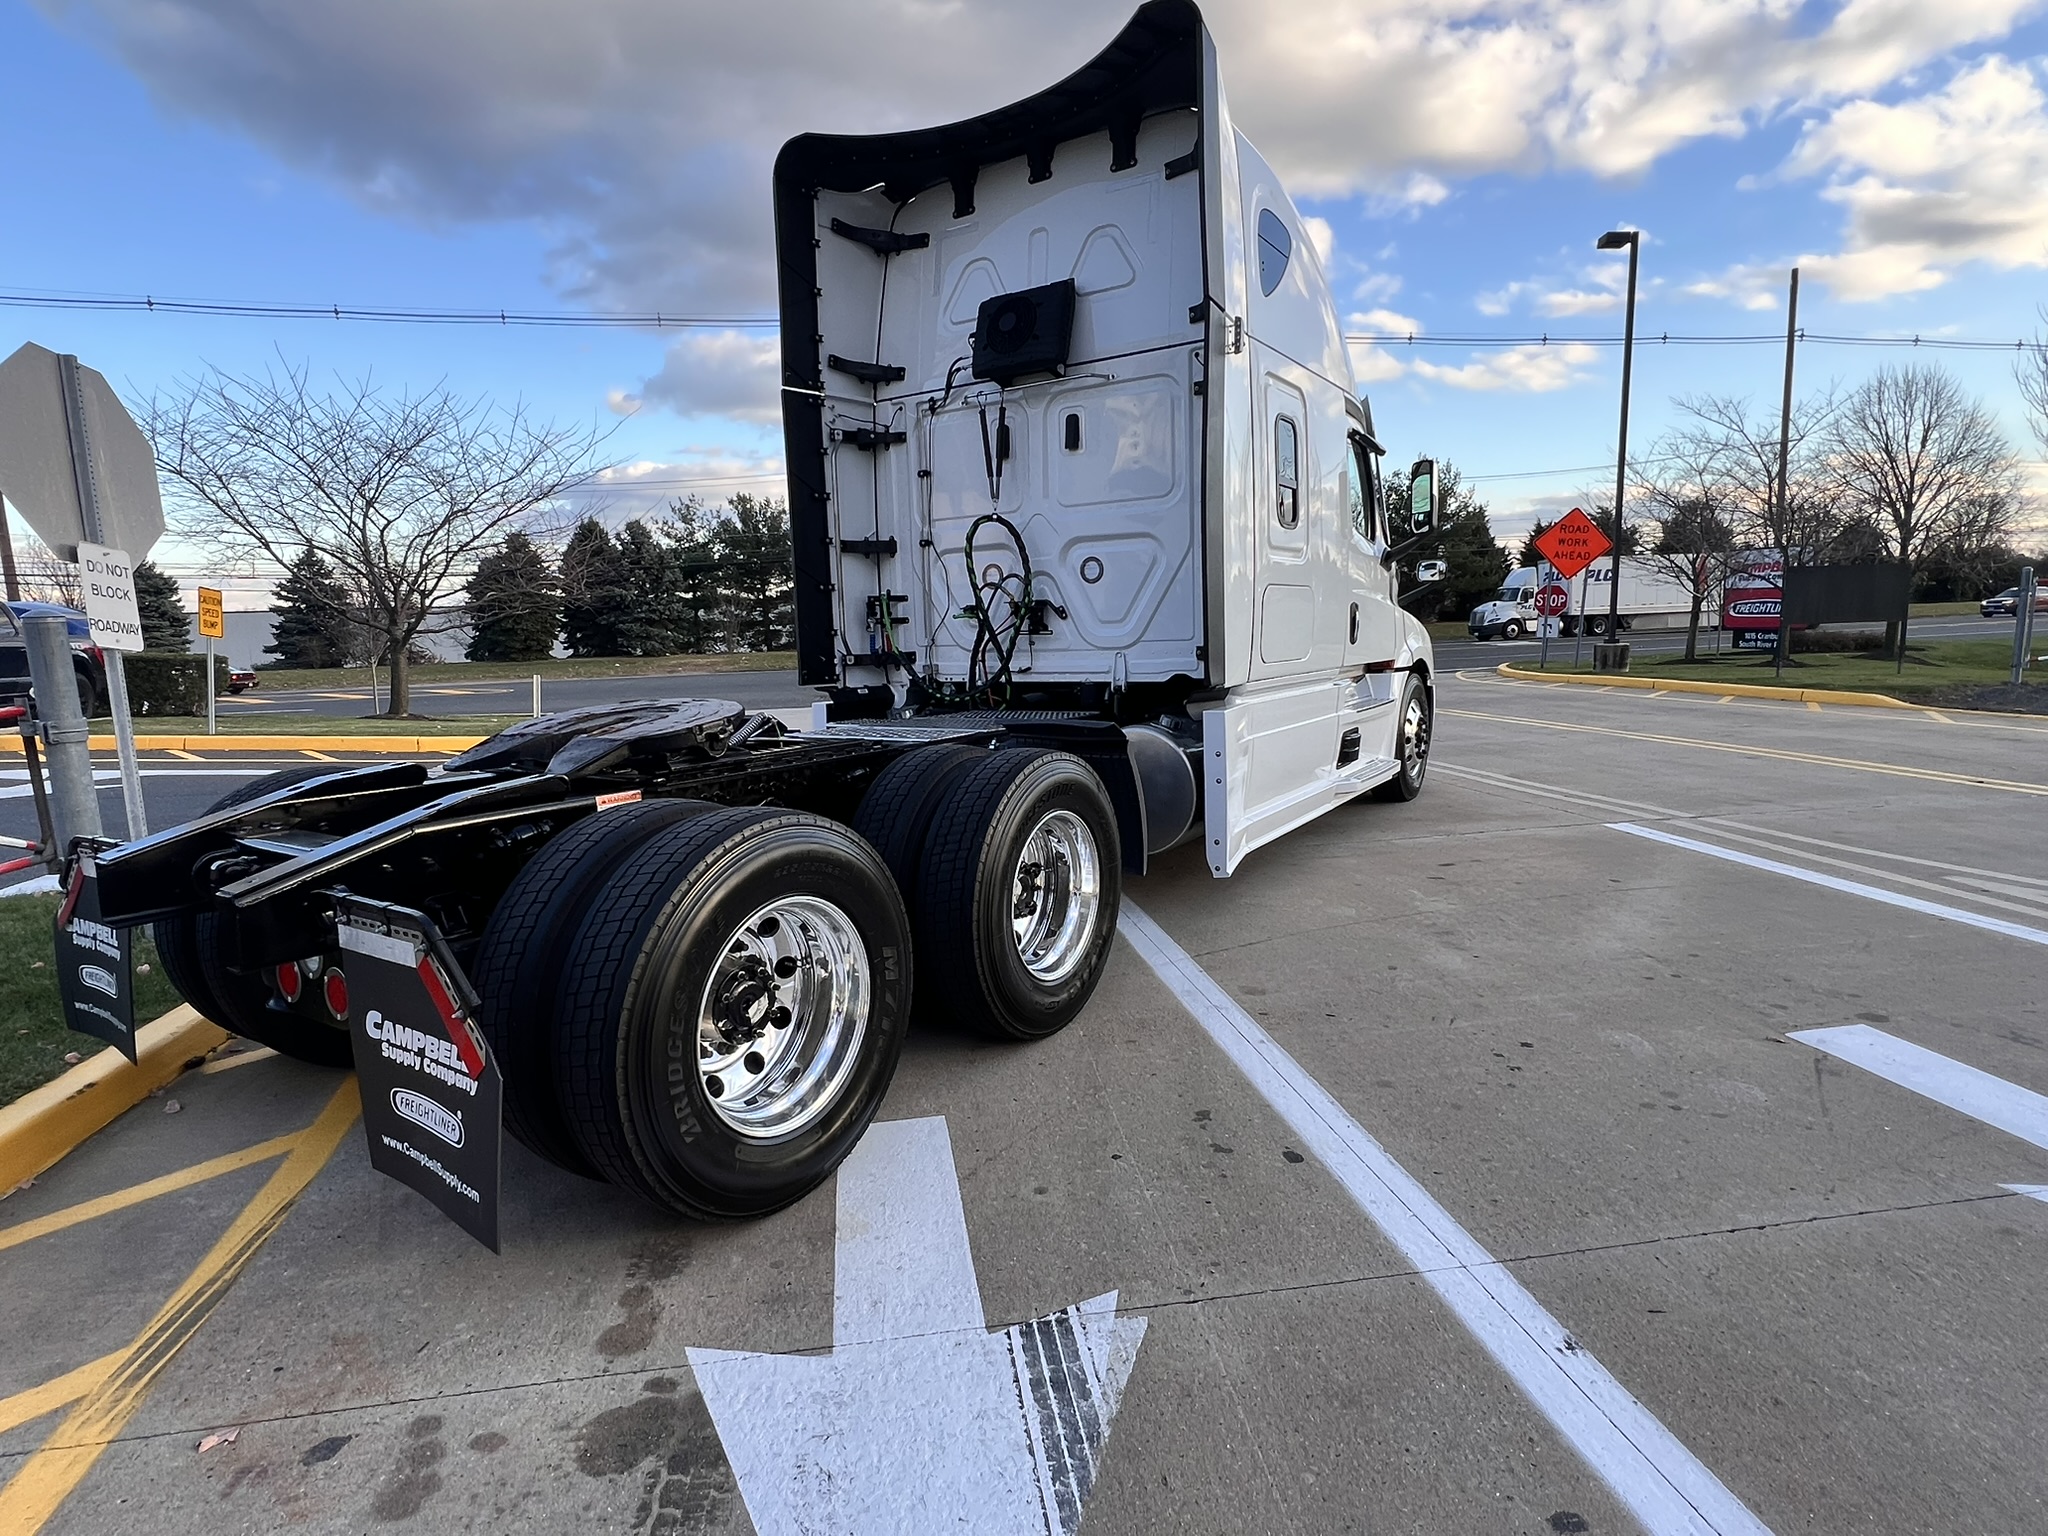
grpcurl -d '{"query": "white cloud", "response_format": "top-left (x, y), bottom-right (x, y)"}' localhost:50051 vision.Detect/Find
top-left (571, 447), bottom-right (787, 521)
top-left (1682, 266), bottom-right (1784, 310)
top-left (1536, 288), bottom-right (1621, 317)
top-left (1301, 215), bottom-right (1335, 267)
top-left (1349, 307), bottom-right (1425, 336)
top-left (634, 330), bottom-right (780, 424)
top-left (1783, 55), bottom-right (2048, 300)
top-left (1411, 341), bottom-right (1601, 392)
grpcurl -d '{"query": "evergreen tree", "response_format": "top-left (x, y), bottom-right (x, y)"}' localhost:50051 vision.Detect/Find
top-left (463, 532), bottom-right (559, 661)
top-left (133, 559), bottom-right (191, 652)
top-left (663, 498), bottom-right (724, 653)
top-left (1385, 460), bottom-right (1509, 622)
top-left (559, 518), bottom-right (629, 657)
top-left (615, 520), bottom-right (684, 656)
top-left (714, 494), bottom-right (795, 651)
top-left (265, 549), bottom-right (355, 668)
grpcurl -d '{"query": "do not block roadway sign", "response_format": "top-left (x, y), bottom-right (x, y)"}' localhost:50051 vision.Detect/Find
top-left (79, 543), bottom-right (145, 653)
top-left (1531, 507), bottom-right (1613, 581)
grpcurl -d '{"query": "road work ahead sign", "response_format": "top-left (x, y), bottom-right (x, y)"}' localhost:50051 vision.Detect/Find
top-left (80, 543), bottom-right (145, 652)
top-left (1531, 507), bottom-right (1613, 581)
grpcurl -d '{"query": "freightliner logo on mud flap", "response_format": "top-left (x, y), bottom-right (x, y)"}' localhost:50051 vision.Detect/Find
top-left (337, 897), bottom-right (503, 1253)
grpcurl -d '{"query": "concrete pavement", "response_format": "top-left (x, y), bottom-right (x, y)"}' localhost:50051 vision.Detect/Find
top-left (4, 673), bottom-right (2046, 1533)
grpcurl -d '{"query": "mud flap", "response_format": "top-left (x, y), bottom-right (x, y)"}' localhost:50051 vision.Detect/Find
top-left (335, 895), bottom-right (503, 1252)
top-left (54, 850), bottom-right (137, 1064)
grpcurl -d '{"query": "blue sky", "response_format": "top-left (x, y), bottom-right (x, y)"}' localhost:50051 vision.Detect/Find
top-left (4, 0), bottom-right (2046, 597)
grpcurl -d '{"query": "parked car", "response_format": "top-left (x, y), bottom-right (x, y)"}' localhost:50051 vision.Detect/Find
top-left (227, 668), bottom-right (257, 693)
top-left (1980, 587), bottom-right (2048, 618)
top-left (3, 602), bottom-right (106, 717)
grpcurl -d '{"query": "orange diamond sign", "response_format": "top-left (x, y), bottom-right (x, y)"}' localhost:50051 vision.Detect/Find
top-left (1531, 507), bottom-right (1613, 581)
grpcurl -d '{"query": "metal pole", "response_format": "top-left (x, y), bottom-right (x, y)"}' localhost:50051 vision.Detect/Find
top-left (1538, 562), bottom-right (1553, 671)
top-left (532, 673), bottom-right (542, 718)
top-left (26, 614), bottom-right (101, 853)
top-left (2016, 567), bottom-right (2038, 686)
top-left (1572, 571), bottom-right (1587, 668)
top-left (370, 659), bottom-right (379, 715)
top-left (58, 354), bottom-right (147, 838)
top-left (206, 634), bottom-right (217, 736)
top-left (1773, 269), bottom-right (1799, 681)
top-left (1607, 238), bottom-right (1639, 659)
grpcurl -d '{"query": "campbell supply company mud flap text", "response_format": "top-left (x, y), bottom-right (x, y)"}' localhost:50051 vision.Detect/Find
top-left (337, 897), bottom-right (503, 1252)
top-left (55, 853), bottom-right (137, 1063)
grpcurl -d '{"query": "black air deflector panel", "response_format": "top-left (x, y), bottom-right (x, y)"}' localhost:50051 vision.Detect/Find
top-left (827, 354), bottom-right (907, 385)
top-left (973, 281), bottom-right (1077, 386)
top-left (829, 219), bottom-right (930, 256)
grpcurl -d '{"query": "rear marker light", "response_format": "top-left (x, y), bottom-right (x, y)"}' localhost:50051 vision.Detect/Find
top-left (323, 969), bottom-right (349, 1020)
top-left (275, 963), bottom-right (303, 1003)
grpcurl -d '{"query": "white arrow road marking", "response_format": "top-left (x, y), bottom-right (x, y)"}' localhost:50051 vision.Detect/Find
top-left (688, 1117), bottom-right (1146, 1536)
top-left (1120, 902), bottom-right (1772, 1536)
top-left (2002, 1185), bottom-right (2048, 1204)
top-left (1790, 1026), bottom-right (2048, 1153)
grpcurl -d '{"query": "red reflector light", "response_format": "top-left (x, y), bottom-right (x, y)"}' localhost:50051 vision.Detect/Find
top-left (275, 963), bottom-right (303, 1003)
top-left (323, 969), bottom-right (349, 1020)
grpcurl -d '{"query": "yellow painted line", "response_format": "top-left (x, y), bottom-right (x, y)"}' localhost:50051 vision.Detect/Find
top-left (0, 1080), bottom-right (359, 1531)
top-left (299, 750), bottom-right (340, 762)
top-left (0, 1355), bottom-right (121, 1439)
top-left (1806, 700), bottom-right (1823, 713)
top-left (166, 749), bottom-right (203, 762)
top-left (1443, 708), bottom-right (2048, 798)
top-left (1496, 662), bottom-right (1919, 711)
top-left (1718, 695), bottom-right (1737, 704)
top-left (0, 1009), bottom-right (229, 1194)
top-left (0, 735), bottom-right (483, 756)
top-left (198, 1046), bottom-right (276, 1075)
top-left (0, 1134), bottom-right (299, 1254)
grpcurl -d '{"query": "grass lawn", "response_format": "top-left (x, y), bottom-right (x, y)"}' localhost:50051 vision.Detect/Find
top-left (1528, 637), bottom-right (2044, 704)
top-left (96, 714), bottom-right (523, 738)
top-left (0, 894), bottom-right (183, 1106)
top-left (1907, 600), bottom-right (1985, 618)
top-left (243, 651), bottom-right (796, 692)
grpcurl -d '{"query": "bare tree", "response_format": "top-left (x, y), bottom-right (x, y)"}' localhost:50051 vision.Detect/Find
top-left (145, 362), bottom-right (609, 714)
top-left (1668, 392), bottom-right (1843, 561)
top-left (1636, 431), bottom-right (1737, 661)
top-left (2019, 317), bottom-right (2048, 454)
top-left (1823, 364), bottom-right (2018, 658)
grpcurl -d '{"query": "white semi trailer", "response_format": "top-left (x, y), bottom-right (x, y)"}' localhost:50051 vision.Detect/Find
top-left (86, 0), bottom-right (1441, 1240)
top-left (1468, 559), bottom-right (1719, 639)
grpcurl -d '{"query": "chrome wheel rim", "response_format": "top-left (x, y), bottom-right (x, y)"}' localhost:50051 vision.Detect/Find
top-left (1011, 809), bottom-right (1101, 984)
top-left (696, 895), bottom-right (869, 1140)
top-left (1400, 692), bottom-right (1431, 783)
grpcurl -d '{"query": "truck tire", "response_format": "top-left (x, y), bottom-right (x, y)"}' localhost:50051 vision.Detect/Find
top-left (851, 744), bottom-right (988, 897)
top-left (1502, 619), bottom-right (1523, 639)
top-left (915, 749), bottom-right (1120, 1041)
top-left (1372, 673), bottom-right (1432, 802)
top-left (554, 808), bottom-right (912, 1220)
top-left (154, 766), bottom-right (354, 1067)
top-left (472, 797), bottom-right (717, 1178)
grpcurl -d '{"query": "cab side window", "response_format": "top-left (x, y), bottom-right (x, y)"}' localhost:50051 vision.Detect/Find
top-left (1348, 437), bottom-right (1379, 543)
top-left (1274, 417), bottom-right (1300, 529)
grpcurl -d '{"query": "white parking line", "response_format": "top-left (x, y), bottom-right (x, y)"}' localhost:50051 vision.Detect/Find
top-left (1120, 902), bottom-right (1772, 1536)
top-left (1788, 1026), bottom-right (2048, 1154)
top-left (1610, 823), bottom-right (2048, 947)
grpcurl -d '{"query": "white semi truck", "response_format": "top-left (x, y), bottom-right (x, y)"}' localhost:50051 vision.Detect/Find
top-left (1468, 559), bottom-right (1719, 639)
top-left (78, 0), bottom-right (1440, 1242)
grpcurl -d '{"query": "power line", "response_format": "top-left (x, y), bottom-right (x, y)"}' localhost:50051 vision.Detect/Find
top-left (2, 287), bottom-right (2039, 352)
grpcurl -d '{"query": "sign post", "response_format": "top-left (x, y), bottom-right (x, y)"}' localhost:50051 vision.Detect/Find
top-left (198, 585), bottom-right (224, 735)
top-left (1530, 509), bottom-right (1613, 673)
top-left (1534, 563), bottom-right (1569, 669)
top-left (2015, 566), bottom-right (2039, 687)
top-left (0, 343), bottom-right (166, 842)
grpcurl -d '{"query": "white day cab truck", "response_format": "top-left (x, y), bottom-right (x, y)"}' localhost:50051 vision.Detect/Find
top-left (69, 0), bottom-right (1440, 1248)
top-left (1468, 559), bottom-right (1719, 640)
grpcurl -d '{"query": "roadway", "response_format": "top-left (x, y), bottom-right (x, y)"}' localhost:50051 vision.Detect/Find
top-left (4, 673), bottom-right (2047, 1533)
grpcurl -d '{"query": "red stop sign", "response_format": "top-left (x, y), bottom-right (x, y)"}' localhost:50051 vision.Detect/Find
top-left (1536, 584), bottom-right (1570, 617)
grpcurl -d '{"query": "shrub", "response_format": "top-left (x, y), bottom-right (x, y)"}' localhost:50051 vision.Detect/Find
top-left (122, 653), bottom-right (230, 716)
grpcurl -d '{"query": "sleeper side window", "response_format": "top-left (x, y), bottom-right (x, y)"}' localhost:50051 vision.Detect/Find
top-left (1348, 436), bottom-right (1375, 542)
top-left (1257, 209), bottom-right (1292, 297)
top-left (1274, 417), bottom-right (1299, 529)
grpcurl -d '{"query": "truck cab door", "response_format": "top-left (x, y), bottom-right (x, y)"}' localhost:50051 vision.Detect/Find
top-left (1343, 434), bottom-right (1401, 666)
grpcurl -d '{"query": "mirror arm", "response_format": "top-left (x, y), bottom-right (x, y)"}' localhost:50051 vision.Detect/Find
top-left (1383, 531), bottom-right (1436, 563)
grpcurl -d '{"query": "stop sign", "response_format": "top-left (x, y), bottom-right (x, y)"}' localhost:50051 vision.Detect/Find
top-left (1536, 584), bottom-right (1570, 617)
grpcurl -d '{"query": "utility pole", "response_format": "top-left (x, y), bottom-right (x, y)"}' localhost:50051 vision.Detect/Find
top-left (1773, 269), bottom-right (1799, 681)
top-left (1595, 229), bottom-right (1640, 670)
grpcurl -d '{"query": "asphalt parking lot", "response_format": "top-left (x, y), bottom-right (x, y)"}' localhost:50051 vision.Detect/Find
top-left (3, 671), bottom-right (2046, 1534)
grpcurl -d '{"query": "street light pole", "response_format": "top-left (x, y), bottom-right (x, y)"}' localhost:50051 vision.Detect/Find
top-left (1596, 230), bottom-right (1640, 665)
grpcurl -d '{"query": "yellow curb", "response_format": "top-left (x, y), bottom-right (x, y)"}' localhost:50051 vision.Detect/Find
top-left (0, 734), bottom-right (483, 755)
top-left (0, 1007), bottom-right (231, 1193)
top-left (1496, 663), bottom-right (1920, 710)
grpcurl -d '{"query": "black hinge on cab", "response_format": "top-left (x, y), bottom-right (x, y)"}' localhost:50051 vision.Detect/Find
top-left (828, 354), bottom-right (907, 385)
top-left (839, 537), bottom-right (899, 558)
top-left (829, 219), bottom-right (930, 256)
top-left (834, 426), bottom-right (907, 452)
